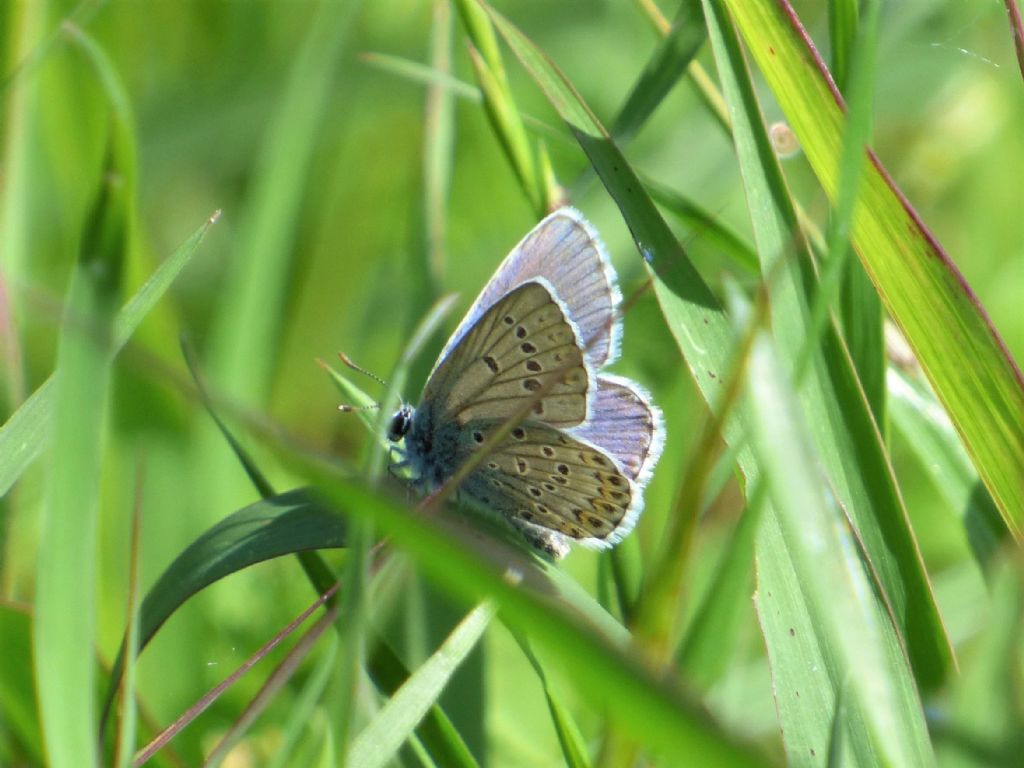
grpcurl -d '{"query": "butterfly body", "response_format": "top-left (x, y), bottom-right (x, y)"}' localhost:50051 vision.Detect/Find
top-left (388, 209), bottom-right (663, 558)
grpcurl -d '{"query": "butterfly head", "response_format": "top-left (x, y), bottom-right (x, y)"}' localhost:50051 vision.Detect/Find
top-left (386, 404), bottom-right (415, 442)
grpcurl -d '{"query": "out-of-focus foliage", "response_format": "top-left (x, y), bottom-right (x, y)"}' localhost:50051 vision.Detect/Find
top-left (1, 1), bottom-right (1021, 766)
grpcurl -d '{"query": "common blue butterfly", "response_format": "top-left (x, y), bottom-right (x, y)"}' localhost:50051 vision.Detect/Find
top-left (388, 209), bottom-right (663, 558)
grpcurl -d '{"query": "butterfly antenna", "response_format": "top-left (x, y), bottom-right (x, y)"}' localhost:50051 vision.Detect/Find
top-left (339, 352), bottom-right (388, 387)
top-left (337, 402), bottom-right (380, 413)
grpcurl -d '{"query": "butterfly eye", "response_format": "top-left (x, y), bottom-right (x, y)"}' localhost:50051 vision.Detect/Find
top-left (387, 406), bottom-right (414, 442)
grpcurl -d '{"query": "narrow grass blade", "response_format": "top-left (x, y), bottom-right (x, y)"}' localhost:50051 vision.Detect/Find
top-left (265, 635), bottom-right (338, 768)
top-left (292, 463), bottom-right (767, 766)
top-left (113, 468), bottom-right (145, 768)
top-left (464, 42), bottom-right (544, 215)
top-left (456, 0), bottom-right (545, 214)
top-left (644, 179), bottom-right (759, 274)
top-left (0, 212), bottom-right (218, 498)
top-left (204, 2), bottom-right (361, 409)
top-left (136, 587), bottom-right (338, 767)
top-left (934, 556), bottom-right (1023, 764)
top-left (702, 0), bottom-right (949, 690)
top-left (677, 480), bottom-right (763, 690)
top-left (203, 602), bottom-right (339, 768)
top-left (827, 0), bottom-right (859, 90)
top-left (610, 0), bottom-right (707, 142)
top-left (424, 0), bottom-right (455, 285)
top-left (744, 328), bottom-right (936, 767)
top-left (359, 51), bottom-right (568, 145)
top-left (803, 0), bottom-right (884, 422)
top-left (367, 638), bottom-right (481, 768)
top-left (513, 632), bottom-right (592, 768)
top-left (888, 368), bottom-right (1006, 572)
top-left (723, 0), bottom-right (1024, 533)
top-left (825, 1), bottom-right (885, 422)
top-left (0, 602), bottom-right (42, 763)
top-left (33, 26), bottom-right (132, 768)
top-left (348, 604), bottom-right (494, 768)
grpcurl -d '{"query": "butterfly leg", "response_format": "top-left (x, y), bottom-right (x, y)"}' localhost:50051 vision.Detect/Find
top-left (387, 445), bottom-right (411, 481)
top-left (510, 518), bottom-right (570, 560)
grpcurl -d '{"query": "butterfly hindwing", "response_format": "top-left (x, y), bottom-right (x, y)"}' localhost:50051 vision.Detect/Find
top-left (424, 280), bottom-right (590, 429)
top-left (569, 375), bottom-right (664, 483)
top-left (456, 418), bottom-right (637, 548)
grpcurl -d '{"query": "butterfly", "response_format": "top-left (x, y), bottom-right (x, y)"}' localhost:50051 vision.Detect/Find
top-left (387, 208), bottom-right (663, 558)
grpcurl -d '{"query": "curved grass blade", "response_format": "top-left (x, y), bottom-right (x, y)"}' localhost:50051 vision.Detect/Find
top-left (722, 0), bottom-right (1024, 534)
top-left (348, 604), bottom-right (494, 768)
top-left (0, 211), bottom-right (218, 498)
top-left (100, 489), bottom-right (347, 727)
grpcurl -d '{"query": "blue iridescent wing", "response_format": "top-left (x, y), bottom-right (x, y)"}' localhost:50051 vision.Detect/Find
top-left (434, 208), bottom-right (621, 374)
top-left (568, 375), bottom-right (664, 486)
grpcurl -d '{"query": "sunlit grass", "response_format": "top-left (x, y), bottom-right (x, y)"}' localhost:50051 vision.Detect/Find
top-left (1, 1), bottom-right (1022, 766)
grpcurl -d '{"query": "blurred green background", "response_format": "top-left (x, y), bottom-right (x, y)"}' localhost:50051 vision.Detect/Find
top-left (2, 0), bottom-right (1022, 765)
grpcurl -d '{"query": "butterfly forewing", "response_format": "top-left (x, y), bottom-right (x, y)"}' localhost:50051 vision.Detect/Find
top-left (434, 209), bottom-right (621, 372)
top-left (457, 419), bottom-right (635, 545)
top-left (424, 281), bottom-right (590, 429)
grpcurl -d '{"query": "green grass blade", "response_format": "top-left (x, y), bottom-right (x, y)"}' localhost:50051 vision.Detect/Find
top-left (744, 327), bottom-right (936, 767)
top-left (644, 179), bottom-right (759, 274)
top-left (32, 26), bottom-right (132, 768)
top-left (723, 0), bottom-right (1024, 534)
top-left (798, 0), bottom-right (883, 417)
top-left (0, 212), bottom-right (218, 498)
top-left (827, 0), bottom-right (859, 91)
top-left (456, 0), bottom-right (545, 214)
top-left (293, 464), bottom-right (767, 766)
top-left (265, 635), bottom-right (338, 768)
top-left (610, 0), bottom-right (707, 142)
top-left (513, 632), bottom-right (592, 768)
top-left (888, 367), bottom-right (1006, 571)
top-left (204, 1), bottom-right (361, 407)
top-left (367, 638), bottom-right (481, 768)
top-left (100, 489), bottom-right (347, 726)
top-left (464, 43), bottom-right (544, 215)
top-left (348, 604), bottom-right (494, 768)
top-left (702, 0), bottom-right (949, 689)
top-left (826, 0), bottom-right (885, 423)
top-left (0, 602), bottom-right (42, 764)
top-left (677, 481), bottom-right (762, 690)
top-left (424, 0), bottom-right (456, 286)
top-left (934, 557), bottom-right (1023, 764)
